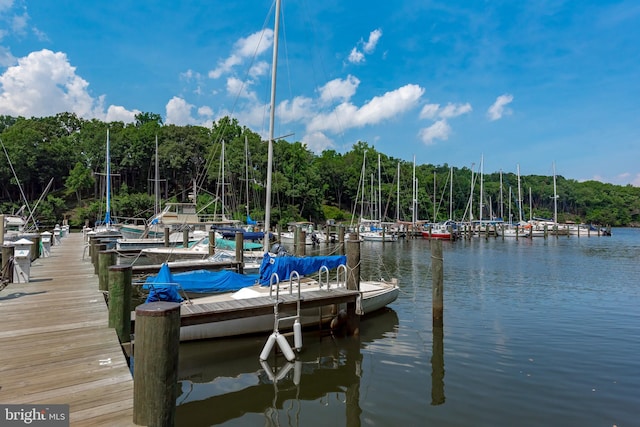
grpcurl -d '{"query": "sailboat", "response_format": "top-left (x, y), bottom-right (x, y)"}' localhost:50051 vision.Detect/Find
top-left (89, 129), bottom-right (121, 240)
top-left (357, 154), bottom-right (397, 242)
top-left (143, 0), bottom-right (399, 342)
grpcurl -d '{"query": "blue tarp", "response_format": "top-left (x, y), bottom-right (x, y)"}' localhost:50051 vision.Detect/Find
top-left (258, 253), bottom-right (347, 285)
top-left (144, 263), bottom-right (259, 302)
top-left (144, 263), bottom-right (184, 303)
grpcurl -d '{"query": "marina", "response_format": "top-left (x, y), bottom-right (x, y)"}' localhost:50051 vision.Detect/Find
top-left (0, 227), bottom-right (637, 425)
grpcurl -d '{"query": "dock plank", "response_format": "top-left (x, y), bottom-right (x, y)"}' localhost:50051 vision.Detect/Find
top-left (0, 232), bottom-right (135, 426)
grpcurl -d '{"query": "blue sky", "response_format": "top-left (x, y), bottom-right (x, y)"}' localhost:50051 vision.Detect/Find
top-left (0, 0), bottom-right (639, 185)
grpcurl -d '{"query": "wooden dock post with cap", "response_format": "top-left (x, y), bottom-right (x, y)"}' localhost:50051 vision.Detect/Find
top-left (133, 302), bottom-right (180, 426)
top-left (108, 264), bottom-right (132, 343)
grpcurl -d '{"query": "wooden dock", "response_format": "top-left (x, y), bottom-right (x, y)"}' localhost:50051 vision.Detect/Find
top-left (0, 232), bottom-right (135, 426)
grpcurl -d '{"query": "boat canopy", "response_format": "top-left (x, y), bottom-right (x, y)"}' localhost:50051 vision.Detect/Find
top-left (258, 253), bottom-right (347, 285)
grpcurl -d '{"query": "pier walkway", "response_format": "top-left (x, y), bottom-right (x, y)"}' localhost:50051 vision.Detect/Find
top-left (0, 232), bottom-right (135, 426)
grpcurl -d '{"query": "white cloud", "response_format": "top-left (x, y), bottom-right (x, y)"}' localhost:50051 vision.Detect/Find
top-left (11, 11), bottom-right (28, 34)
top-left (363, 29), bottom-right (382, 53)
top-left (348, 47), bottom-right (364, 64)
top-left (420, 102), bottom-right (471, 120)
top-left (440, 102), bottom-right (472, 119)
top-left (0, 49), bottom-right (137, 121)
top-left (302, 131), bottom-right (335, 153)
top-left (106, 105), bottom-right (140, 123)
top-left (198, 105), bottom-right (213, 117)
top-left (419, 120), bottom-right (451, 145)
top-left (347, 28), bottom-right (383, 64)
top-left (249, 60), bottom-right (269, 78)
top-left (419, 103), bottom-right (440, 120)
top-left (226, 76), bottom-right (256, 101)
top-left (277, 96), bottom-right (314, 123)
top-left (318, 75), bottom-right (360, 103)
top-left (165, 96), bottom-right (196, 125)
top-left (487, 93), bottom-right (514, 121)
top-left (0, 46), bottom-right (15, 66)
top-left (307, 84), bottom-right (424, 134)
top-left (208, 29), bottom-right (273, 79)
top-left (163, 97), bottom-right (215, 127)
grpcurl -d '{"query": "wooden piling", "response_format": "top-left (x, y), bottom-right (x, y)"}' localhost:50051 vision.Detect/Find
top-left (209, 230), bottom-right (216, 256)
top-left (235, 231), bottom-right (244, 274)
top-left (338, 226), bottom-right (345, 255)
top-left (164, 226), bottom-right (170, 247)
top-left (108, 264), bottom-right (132, 343)
top-left (98, 249), bottom-right (117, 291)
top-left (297, 230), bottom-right (306, 256)
top-left (432, 239), bottom-right (443, 327)
top-left (183, 229), bottom-right (189, 247)
top-left (93, 243), bottom-right (107, 275)
top-left (1, 244), bottom-right (14, 283)
top-left (133, 302), bottom-right (180, 426)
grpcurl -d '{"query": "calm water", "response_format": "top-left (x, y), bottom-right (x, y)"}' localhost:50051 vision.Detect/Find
top-left (174, 228), bottom-right (640, 426)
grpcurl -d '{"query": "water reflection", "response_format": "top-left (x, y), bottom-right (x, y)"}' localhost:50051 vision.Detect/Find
top-left (176, 308), bottom-right (399, 426)
top-left (431, 325), bottom-right (445, 405)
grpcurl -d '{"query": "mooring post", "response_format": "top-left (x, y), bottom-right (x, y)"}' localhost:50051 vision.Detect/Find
top-left (98, 249), bottom-right (117, 291)
top-left (108, 264), bottom-right (132, 343)
top-left (133, 302), bottom-right (180, 426)
top-left (164, 226), bottom-right (170, 247)
top-left (235, 231), bottom-right (244, 274)
top-left (183, 229), bottom-right (189, 248)
top-left (297, 230), bottom-right (306, 256)
top-left (338, 225), bottom-right (345, 255)
top-left (432, 239), bottom-right (443, 327)
top-left (209, 230), bottom-right (216, 256)
top-left (93, 243), bottom-right (107, 275)
top-left (1, 244), bottom-right (14, 283)
top-left (345, 233), bottom-right (361, 335)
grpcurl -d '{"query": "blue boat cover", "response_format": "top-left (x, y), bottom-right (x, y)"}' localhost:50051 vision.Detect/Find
top-left (144, 263), bottom-right (184, 303)
top-left (258, 253), bottom-right (347, 285)
top-left (144, 263), bottom-right (260, 302)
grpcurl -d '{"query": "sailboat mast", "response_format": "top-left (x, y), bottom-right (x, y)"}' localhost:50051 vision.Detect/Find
top-left (479, 154), bottom-right (484, 224)
top-left (412, 155), bottom-right (416, 226)
top-left (104, 128), bottom-right (111, 225)
top-left (449, 166), bottom-right (453, 220)
top-left (553, 161), bottom-right (558, 224)
top-left (433, 170), bottom-right (436, 222)
top-left (396, 162), bottom-right (400, 222)
top-left (221, 139), bottom-right (226, 221)
top-left (499, 169), bottom-right (503, 220)
top-left (263, 0), bottom-right (281, 250)
top-left (360, 151), bottom-right (366, 221)
top-left (245, 136), bottom-right (250, 218)
top-left (378, 154), bottom-right (382, 222)
top-left (154, 135), bottom-right (160, 217)
top-left (517, 164), bottom-right (523, 223)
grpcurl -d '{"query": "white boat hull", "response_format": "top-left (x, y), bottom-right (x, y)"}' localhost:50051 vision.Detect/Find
top-left (178, 279), bottom-right (399, 341)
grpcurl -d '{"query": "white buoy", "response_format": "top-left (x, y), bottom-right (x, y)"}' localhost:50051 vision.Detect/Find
top-left (293, 318), bottom-right (302, 351)
top-left (275, 332), bottom-right (296, 362)
top-left (259, 333), bottom-right (277, 361)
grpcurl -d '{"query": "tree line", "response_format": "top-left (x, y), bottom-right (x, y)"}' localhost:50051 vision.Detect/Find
top-left (1, 112), bottom-right (639, 229)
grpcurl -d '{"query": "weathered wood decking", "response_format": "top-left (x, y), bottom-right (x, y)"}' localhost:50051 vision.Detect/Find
top-left (0, 232), bottom-right (135, 426)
